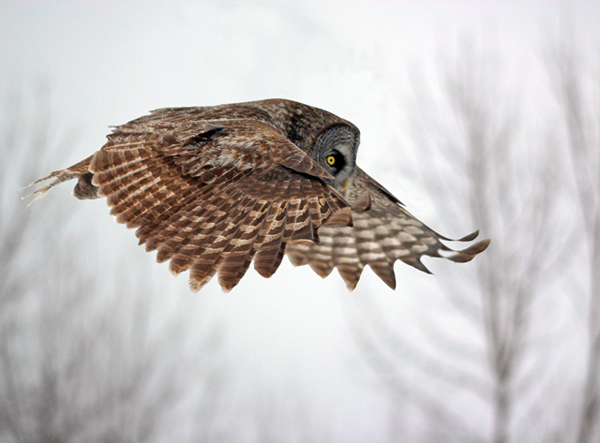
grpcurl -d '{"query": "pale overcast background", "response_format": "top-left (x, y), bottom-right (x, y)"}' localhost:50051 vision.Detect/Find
top-left (1, 1), bottom-right (599, 442)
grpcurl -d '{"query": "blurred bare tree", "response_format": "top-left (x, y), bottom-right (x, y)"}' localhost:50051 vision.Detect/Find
top-left (351, 37), bottom-right (576, 443)
top-left (0, 83), bottom-right (336, 443)
top-left (546, 31), bottom-right (600, 443)
top-left (0, 84), bottom-right (231, 443)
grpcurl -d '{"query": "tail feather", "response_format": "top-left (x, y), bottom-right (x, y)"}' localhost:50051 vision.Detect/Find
top-left (23, 155), bottom-right (95, 205)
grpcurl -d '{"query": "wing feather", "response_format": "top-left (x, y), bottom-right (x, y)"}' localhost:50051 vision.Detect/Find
top-left (308, 236), bottom-right (335, 278)
top-left (332, 226), bottom-right (364, 290)
top-left (182, 196), bottom-right (258, 291)
top-left (253, 200), bottom-right (289, 279)
top-left (286, 167), bottom-right (490, 289)
top-left (29, 104), bottom-right (353, 291)
top-left (217, 200), bottom-right (273, 291)
top-left (156, 183), bottom-right (245, 265)
top-left (137, 170), bottom-right (247, 250)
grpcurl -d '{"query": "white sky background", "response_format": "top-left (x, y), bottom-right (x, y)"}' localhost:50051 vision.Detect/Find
top-left (2, 0), bottom-right (600, 441)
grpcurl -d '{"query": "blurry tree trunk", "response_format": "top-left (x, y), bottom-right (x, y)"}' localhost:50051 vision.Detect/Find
top-left (352, 37), bottom-right (572, 443)
top-left (0, 84), bottom-right (231, 443)
top-left (547, 34), bottom-right (600, 443)
top-left (414, 39), bottom-right (571, 443)
top-left (446, 44), bottom-right (518, 443)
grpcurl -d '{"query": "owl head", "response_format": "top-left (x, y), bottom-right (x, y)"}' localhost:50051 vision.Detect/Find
top-left (253, 99), bottom-right (361, 193)
top-left (312, 123), bottom-right (359, 192)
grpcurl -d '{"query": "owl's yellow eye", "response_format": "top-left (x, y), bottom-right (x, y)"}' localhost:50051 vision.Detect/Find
top-left (325, 150), bottom-right (346, 174)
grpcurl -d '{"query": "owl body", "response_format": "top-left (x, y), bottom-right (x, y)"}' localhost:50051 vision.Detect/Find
top-left (29, 99), bottom-right (489, 292)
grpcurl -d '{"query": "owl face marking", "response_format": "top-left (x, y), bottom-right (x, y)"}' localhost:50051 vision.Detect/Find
top-left (312, 124), bottom-right (358, 192)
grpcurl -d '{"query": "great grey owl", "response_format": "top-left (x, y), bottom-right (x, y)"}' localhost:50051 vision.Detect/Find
top-left (28, 99), bottom-right (490, 292)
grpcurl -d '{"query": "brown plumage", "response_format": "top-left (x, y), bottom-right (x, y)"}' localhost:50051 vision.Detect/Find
top-left (27, 99), bottom-right (489, 292)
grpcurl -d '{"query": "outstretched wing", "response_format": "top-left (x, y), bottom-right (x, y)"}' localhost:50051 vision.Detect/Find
top-left (286, 167), bottom-right (490, 290)
top-left (29, 108), bottom-right (352, 292)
